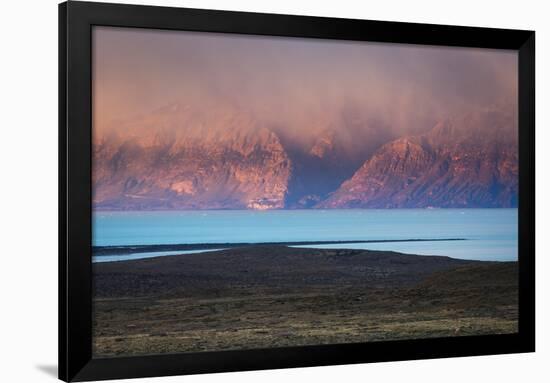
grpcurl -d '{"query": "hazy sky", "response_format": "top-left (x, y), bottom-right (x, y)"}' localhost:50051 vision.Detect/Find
top-left (92, 26), bottom-right (517, 142)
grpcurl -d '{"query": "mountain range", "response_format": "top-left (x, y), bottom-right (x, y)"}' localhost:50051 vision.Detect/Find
top-left (93, 104), bottom-right (517, 210)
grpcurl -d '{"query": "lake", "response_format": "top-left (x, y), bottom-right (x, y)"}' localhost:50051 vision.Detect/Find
top-left (92, 209), bottom-right (517, 263)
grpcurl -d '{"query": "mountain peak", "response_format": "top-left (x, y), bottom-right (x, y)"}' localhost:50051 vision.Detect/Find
top-left (317, 107), bottom-right (517, 209)
top-left (93, 104), bottom-right (292, 210)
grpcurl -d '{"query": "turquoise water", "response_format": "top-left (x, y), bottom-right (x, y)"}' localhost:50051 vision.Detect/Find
top-left (92, 209), bottom-right (518, 262)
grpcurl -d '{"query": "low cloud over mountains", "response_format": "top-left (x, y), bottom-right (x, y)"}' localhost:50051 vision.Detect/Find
top-left (93, 103), bottom-right (517, 210)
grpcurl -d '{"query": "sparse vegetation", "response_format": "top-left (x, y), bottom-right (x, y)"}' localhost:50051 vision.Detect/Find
top-left (93, 246), bottom-right (517, 357)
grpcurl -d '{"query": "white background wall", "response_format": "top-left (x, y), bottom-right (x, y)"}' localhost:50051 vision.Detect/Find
top-left (0, 0), bottom-right (547, 381)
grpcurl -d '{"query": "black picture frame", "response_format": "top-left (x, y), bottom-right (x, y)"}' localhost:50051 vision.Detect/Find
top-left (59, 1), bottom-right (535, 381)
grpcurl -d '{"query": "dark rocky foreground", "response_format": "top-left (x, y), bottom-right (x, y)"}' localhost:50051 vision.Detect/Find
top-left (92, 246), bottom-right (518, 357)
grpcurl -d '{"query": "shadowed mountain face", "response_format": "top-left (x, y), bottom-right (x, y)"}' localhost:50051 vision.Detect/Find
top-left (93, 104), bottom-right (517, 210)
top-left (283, 110), bottom-right (394, 208)
top-left (318, 106), bottom-right (518, 208)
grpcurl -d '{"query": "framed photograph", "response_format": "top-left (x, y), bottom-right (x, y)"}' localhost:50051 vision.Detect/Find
top-left (59, 1), bottom-right (535, 381)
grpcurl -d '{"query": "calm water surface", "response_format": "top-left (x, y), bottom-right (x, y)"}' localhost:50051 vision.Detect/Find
top-left (92, 209), bottom-right (517, 262)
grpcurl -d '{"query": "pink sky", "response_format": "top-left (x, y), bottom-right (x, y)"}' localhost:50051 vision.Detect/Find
top-left (92, 26), bottom-right (517, 143)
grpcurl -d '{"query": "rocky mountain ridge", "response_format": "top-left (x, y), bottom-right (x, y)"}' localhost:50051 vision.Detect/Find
top-left (93, 105), bottom-right (291, 210)
top-left (318, 106), bottom-right (518, 208)
top-left (93, 104), bottom-right (518, 210)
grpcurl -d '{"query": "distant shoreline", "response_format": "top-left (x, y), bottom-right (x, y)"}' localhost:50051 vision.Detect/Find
top-left (93, 238), bottom-right (466, 256)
